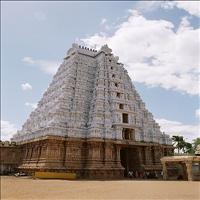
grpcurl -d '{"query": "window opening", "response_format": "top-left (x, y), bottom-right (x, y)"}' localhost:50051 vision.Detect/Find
top-left (122, 113), bottom-right (128, 123)
top-left (119, 104), bottom-right (124, 109)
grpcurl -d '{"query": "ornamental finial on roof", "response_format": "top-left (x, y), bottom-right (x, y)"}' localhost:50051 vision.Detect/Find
top-left (100, 44), bottom-right (112, 54)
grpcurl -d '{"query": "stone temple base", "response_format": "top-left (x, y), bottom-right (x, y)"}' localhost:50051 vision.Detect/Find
top-left (16, 135), bottom-right (173, 179)
top-left (18, 136), bottom-right (124, 179)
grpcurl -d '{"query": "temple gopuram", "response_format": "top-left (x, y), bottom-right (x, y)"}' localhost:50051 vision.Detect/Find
top-left (2, 44), bottom-right (173, 178)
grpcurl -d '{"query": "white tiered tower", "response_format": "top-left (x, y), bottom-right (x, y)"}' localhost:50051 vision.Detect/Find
top-left (12, 44), bottom-right (171, 145)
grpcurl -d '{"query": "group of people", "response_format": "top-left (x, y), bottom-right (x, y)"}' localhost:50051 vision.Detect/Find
top-left (127, 170), bottom-right (160, 179)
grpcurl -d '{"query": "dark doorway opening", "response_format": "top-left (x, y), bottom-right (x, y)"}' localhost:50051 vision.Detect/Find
top-left (120, 148), bottom-right (140, 177)
top-left (122, 113), bottom-right (128, 123)
top-left (119, 104), bottom-right (124, 109)
top-left (122, 128), bottom-right (135, 140)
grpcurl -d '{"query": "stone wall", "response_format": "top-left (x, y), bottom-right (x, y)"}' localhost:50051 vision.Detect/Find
top-left (0, 141), bottom-right (22, 175)
top-left (14, 136), bottom-right (173, 179)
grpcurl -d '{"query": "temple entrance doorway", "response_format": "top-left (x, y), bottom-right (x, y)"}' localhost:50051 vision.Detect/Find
top-left (120, 147), bottom-right (140, 177)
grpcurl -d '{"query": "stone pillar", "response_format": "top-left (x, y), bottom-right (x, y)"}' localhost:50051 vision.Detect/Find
top-left (162, 161), bottom-right (167, 180)
top-left (83, 142), bottom-right (103, 169)
top-left (137, 147), bottom-right (143, 165)
top-left (185, 162), bottom-right (193, 181)
top-left (116, 146), bottom-right (121, 161)
top-left (144, 146), bottom-right (152, 165)
top-left (154, 146), bottom-right (162, 164)
top-left (141, 147), bottom-right (146, 165)
top-left (151, 146), bottom-right (155, 164)
top-left (104, 142), bottom-right (113, 166)
top-left (115, 145), bottom-right (122, 168)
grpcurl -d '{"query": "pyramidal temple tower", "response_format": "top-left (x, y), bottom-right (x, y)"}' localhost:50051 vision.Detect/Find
top-left (12, 44), bottom-right (173, 179)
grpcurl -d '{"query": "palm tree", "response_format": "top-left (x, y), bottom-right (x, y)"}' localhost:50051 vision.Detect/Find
top-left (183, 142), bottom-right (194, 154)
top-left (172, 135), bottom-right (185, 154)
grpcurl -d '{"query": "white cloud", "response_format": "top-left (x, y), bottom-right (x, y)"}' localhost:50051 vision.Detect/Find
top-left (100, 18), bottom-right (111, 31)
top-left (196, 108), bottom-right (200, 119)
top-left (22, 57), bottom-right (60, 75)
top-left (21, 83), bottom-right (32, 91)
top-left (136, 1), bottom-right (200, 17)
top-left (156, 118), bottom-right (200, 142)
top-left (25, 102), bottom-right (37, 109)
top-left (34, 11), bottom-right (46, 21)
top-left (1, 120), bottom-right (17, 141)
top-left (100, 18), bottom-right (107, 25)
top-left (82, 12), bottom-right (200, 96)
top-left (22, 57), bottom-right (34, 64)
top-left (174, 1), bottom-right (200, 17)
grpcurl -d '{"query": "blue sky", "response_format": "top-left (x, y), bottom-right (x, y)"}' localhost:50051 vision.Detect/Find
top-left (1, 1), bottom-right (200, 141)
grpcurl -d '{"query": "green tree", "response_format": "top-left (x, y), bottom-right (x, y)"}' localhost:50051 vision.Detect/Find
top-left (183, 142), bottom-right (194, 154)
top-left (193, 138), bottom-right (200, 152)
top-left (172, 135), bottom-right (186, 154)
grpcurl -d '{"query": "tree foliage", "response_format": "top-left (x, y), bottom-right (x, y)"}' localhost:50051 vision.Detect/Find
top-left (171, 135), bottom-right (199, 155)
top-left (172, 135), bottom-right (185, 154)
top-left (193, 138), bottom-right (200, 152)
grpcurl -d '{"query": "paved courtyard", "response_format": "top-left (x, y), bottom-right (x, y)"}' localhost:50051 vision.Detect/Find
top-left (1, 176), bottom-right (200, 200)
